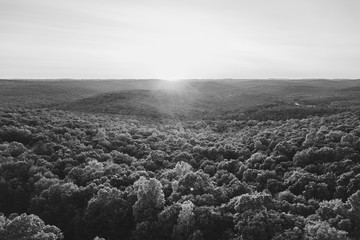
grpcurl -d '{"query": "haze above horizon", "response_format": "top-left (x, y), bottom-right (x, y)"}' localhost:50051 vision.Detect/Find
top-left (1, 0), bottom-right (360, 79)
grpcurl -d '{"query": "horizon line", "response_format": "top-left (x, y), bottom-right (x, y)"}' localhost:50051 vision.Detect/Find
top-left (1, 78), bottom-right (360, 81)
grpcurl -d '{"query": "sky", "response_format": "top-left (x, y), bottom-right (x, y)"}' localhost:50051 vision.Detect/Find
top-left (1, 0), bottom-right (360, 79)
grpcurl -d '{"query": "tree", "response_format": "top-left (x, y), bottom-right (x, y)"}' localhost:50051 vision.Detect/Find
top-left (193, 206), bottom-right (233, 240)
top-left (347, 190), bottom-right (360, 236)
top-left (173, 200), bottom-right (195, 239)
top-left (132, 177), bottom-right (165, 239)
top-left (84, 186), bottom-right (133, 240)
top-left (174, 161), bottom-right (192, 179)
top-left (293, 148), bottom-right (314, 168)
top-left (0, 213), bottom-right (63, 240)
top-left (0, 127), bottom-right (32, 145)
top-left (234, 209), bottom-right (303, 240)
top-left (157, 204), bottom-right (182, 239)
top-left (5, 142), bottom-right (27, 157)
top-left (174, 152), bottom-right (194, 164)
top-left (29, 182), bottom-right (94, 240)
top-left (0, 160), bottom-right (33, 214)
top-left (176, 171), bottom-right (216, 197)
top-left (133, 177), bottom-right (165, 222)
top-left (143, 150), bottom-right (168, 171)
top-left (303, 182), bottom-right (330, 201)
top-left (234, 192), bottom-right (274, 213)
top-left (304, 221), bottom-right (349, 240)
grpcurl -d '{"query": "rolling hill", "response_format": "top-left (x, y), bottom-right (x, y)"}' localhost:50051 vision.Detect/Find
top-left (1, 79), bottom-right (360, 120)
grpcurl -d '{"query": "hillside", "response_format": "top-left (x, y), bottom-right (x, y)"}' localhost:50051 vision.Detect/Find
top-left (58, 89), bottom-right (200, 119)
top-left (0, 79), bottom-right (158, 108)
top-left (2, 79), bottom-right (358, 120)
top-left (0, 79), bottom-right (360, 119)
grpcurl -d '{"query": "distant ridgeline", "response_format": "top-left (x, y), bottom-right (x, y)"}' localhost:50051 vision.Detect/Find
top-left (0, 79), bottom-right (360, 120)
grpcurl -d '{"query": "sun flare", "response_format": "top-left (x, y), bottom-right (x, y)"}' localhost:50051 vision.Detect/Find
top-left (138, 34), bottom-right (209, 81)
top-left (163, 78), bottom-right (180, 82)
top-left (149, 49), bottom-right (190, 82)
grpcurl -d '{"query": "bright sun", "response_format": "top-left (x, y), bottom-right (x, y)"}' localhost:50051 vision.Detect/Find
top-left (163, 77), bottom-right (180, 82)
top-left (151, 56), bottom-right (189, 82)
top-left (139, 36), bottom-right (203, 81)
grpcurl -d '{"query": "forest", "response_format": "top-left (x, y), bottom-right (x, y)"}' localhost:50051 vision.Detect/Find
top-left (1, 79), bottom-right (360, 240)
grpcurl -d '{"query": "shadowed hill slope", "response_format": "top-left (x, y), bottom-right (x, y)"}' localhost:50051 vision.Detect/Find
top-left (0, 79), bottom-right (158, 108)
top-left (57, 89), bottom-right (201, 119)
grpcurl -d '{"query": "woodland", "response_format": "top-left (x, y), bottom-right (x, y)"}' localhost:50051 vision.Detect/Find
top-left (1, 79), bottom-right (360, 240)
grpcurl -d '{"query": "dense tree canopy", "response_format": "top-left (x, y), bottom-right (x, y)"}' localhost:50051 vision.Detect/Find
top-left (1, 107), bottom-right (360, 239)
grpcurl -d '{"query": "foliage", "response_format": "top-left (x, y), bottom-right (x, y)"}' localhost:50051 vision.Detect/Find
top-left (0, 213), bottom-right (63, 240)
top-left (1, 106), bottom-right (360, 239)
